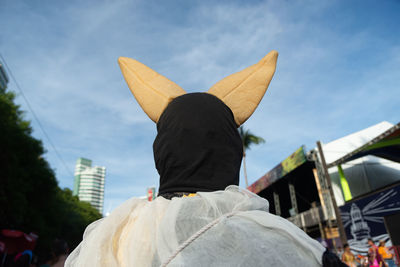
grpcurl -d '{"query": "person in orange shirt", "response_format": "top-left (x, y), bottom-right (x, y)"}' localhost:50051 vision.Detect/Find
top-left (378, 240), bottom-right (395, 267)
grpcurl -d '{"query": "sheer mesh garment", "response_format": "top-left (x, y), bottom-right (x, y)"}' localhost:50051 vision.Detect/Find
top-left (65, 186), bottom-right (324, 267)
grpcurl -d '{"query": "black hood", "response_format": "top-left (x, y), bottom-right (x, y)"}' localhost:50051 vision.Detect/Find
top-left (154, 93), bottom-right (243, 195)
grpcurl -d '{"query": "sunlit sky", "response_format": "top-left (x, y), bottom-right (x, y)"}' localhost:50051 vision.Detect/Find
top-left (1, 0), bottom-right (399, 214)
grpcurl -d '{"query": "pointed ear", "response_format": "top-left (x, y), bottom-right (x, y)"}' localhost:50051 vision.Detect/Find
top-left (208, 50), bottom-right (278, 126)
top-left (118, 57), bottom-right (186, 123)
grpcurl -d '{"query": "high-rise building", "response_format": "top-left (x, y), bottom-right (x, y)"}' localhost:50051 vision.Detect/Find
top-left (73, 158), bottom-right (106, 214)
top-left (0, 61), bottom-right (10, 90)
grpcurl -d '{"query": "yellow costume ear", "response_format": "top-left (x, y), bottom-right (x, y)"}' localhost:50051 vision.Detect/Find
top-left (118, 57), bottom-right (186, 123)
top-left (208, 50), bottom-right (278, 126)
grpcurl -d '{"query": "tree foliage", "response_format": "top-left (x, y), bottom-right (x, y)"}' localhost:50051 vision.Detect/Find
top-left (0, 87), bottom-right (101, 258)
top-left (238, 126), bottom-right (265, 187)
top-left (238, 126), bottom-right (266, 154)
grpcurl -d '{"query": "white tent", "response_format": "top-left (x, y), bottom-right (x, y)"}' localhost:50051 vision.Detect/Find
top-left (319, 121), bottom-right (400, 206)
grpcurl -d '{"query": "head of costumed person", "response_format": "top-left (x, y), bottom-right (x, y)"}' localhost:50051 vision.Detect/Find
top-left (118, 51), bottom-right (278, 197)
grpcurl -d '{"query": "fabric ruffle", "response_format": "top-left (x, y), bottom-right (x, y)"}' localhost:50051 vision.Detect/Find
top-left (66, 186), bottom-right (324, 267)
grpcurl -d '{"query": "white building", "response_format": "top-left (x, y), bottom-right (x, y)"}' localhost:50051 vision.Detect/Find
top-left (73, 158), bottom-right (106, 214)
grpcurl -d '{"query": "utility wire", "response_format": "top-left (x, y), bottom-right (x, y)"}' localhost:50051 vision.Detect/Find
top-left (0, 53), bottom-right (74, 178)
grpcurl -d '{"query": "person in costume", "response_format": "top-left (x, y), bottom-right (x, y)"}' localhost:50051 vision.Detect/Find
top-left (368, 239), bottom-right (386, 267)
top-left (341, 244), bottom-right (359, 267)
top-left (66, 50), bottom-right (344, 267)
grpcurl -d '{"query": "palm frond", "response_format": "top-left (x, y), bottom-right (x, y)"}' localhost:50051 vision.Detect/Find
top-left (238, 126), bottom-right (265, 150)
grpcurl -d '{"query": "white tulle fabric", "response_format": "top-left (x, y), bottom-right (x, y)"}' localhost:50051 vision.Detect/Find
top-left (65, 186), bottom-right (324, 267)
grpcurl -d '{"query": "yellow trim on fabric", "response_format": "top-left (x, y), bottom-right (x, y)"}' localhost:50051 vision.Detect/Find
top-left (183, 193), bottom-right (197, 198)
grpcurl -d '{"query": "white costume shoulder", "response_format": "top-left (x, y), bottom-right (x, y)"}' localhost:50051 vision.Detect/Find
top-left (66, 186), bottom-right (324, 267)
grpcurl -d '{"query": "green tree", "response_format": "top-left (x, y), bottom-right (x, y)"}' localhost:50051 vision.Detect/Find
top-left (238, 126), bottom-right (265, 187)
top-left (0, 87), bottom-right (101, 259)
top-left (54, 188), bottom-right (102, 249)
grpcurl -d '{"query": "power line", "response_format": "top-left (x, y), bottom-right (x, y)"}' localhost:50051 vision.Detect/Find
top-left (0, 53), bottom-right (74, 178)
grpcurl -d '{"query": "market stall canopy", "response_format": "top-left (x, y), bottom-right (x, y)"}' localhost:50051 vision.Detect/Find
top-left (0, 230), bottom-right (37, 255)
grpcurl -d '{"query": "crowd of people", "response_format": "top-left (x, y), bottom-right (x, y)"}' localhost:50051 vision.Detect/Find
top-left (2, 239), bottom-right (68, 267)
top-left (6, 238), bottom-right (397, 267)
top-left (336, 239), bottom-right (397, 267)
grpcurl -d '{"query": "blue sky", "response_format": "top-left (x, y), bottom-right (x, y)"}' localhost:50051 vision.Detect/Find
top-left (1, 0), bottom-right (399, 214)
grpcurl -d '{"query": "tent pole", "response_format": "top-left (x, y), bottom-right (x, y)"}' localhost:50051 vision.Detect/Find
top-left (317, 141), bottom-right (347, 246)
